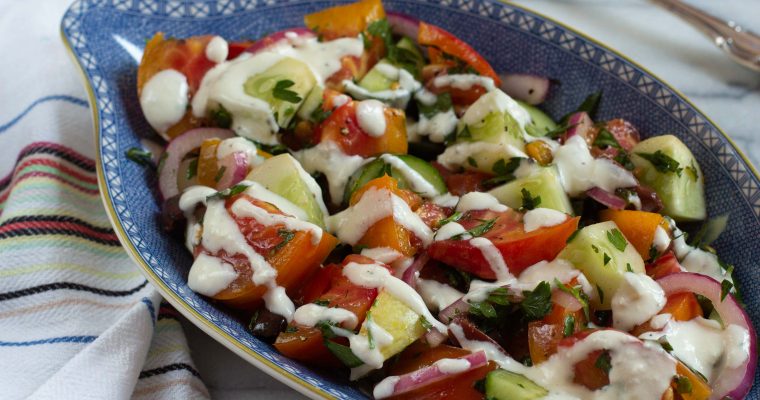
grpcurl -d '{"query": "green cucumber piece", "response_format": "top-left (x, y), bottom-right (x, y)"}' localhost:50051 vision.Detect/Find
top-left (518, 101), bottom-right (558, 137)
top-left (395, 37), bottom-right (424, 76)
top-left (456, 90), bottom-right (525, 150)
top-left (485, 369), bottom-right (548, 400)
top-left (296, 85), bottom-right (324, 123)
top-left (358, 59), bottom-right (396, 92)
top-left (488, 166), bottom-right (573, 214)
top-left (342, 154), bottom-right (446, 204)
top-left (631, 135), bottom-right (706, 221)
top-left (558, 221), bottom-right (645, 309)
top-left (243, 57), bottom-right (316, 128)
top-left (246, 153), bottom-right (327, 228)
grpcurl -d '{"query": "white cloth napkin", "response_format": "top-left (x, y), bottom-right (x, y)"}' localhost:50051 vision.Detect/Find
top-left (0, 1), bottom-right (208, 399)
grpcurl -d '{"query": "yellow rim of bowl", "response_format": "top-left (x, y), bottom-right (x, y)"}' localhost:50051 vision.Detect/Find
top-left (58, 0), bottom-right (760, 399)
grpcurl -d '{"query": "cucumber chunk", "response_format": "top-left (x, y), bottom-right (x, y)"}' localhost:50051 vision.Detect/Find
top-left (558, 221), bottom-right (644, 309)
top-left (485, 369), bottom-right (548, 400)
top-left (488, 166), bottom-right (573, 214)
top-left (358, 290), bottom-right (426, 361)
top-left (518, 101), bottom-right (558, 137)
top-left (343, 154), bottom-right (446, 204)
top-left (296, 85), bottom-right (324, 123)
top-left (456, 90), bottom-right (526, 150)
top-left (359, 59), bottom-right (397, 92)
top-left (246, 153), bottom-right (328, 228)
top-left (631, 135), bottom-right (706, 221)
top-left (243, 57), bottom-right (316, 128)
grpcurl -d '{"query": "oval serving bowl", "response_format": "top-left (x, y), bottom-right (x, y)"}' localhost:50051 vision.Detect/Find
top-left (61, 0), bottom-right (760, 398)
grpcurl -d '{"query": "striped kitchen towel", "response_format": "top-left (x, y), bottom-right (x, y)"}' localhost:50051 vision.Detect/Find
top-left (0, 142), bottom-right (208, 399)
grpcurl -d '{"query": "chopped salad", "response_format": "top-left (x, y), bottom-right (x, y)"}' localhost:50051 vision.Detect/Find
top-left (132, 0), bottom-right (757, 398)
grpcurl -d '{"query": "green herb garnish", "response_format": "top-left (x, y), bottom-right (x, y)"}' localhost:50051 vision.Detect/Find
top-left (272, 79), bottom-right (302, 103)
top-left (125, 147), bottom-right (153, 167)
top-left (563, 315), bottom-right (576, 337)
top-left (594, 351), bottom-right (612, 374)
top-left (206, 183), bottom-right (249, 201)
top-left (521, 281), bottom-right (552, 320)
top-left (636, 150), bottom-right (683, 177)
top-left (520, 188), bottom-right (541, 211)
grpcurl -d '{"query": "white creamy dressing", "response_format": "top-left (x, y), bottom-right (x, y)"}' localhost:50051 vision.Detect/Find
top-left (241, 180), bottom-right (310, 222)
top-left (437, 140), bottom-right (528, 171)
top-left (523, 208), bottom-right (568, 232)
top-left (433, 221), bottom-right (469, 241)
top-left (349, 314), bottom-right (395, 369)
top-left (471, 237), bottom-right (513, 282)
top-left (292, 303), bottom-right (358, 330)
top-left (412, 110), bottom-right (458, 143)
top-left (342, 261), bottom-right (447, 333)
top-left (553, 135), bottom-right (638, 197)
top-left (432, 74), bottom-right (496, 92)
top-left (647, 317), bottom-right (750, 383)
top-left (327, 187), bottom-right (433, 246)
top-left (517, 259), bottom-right (580, 291)
top-left (332, 94), bottom-right (351, 108)
top-left (437, 357), bottom-right (472, 373)
top-left (671, 222), bottom-right (731, 283)
top-left (342, 63), bottom-right (421, 109)
top-left (187, 252), bottom-right (238, 296)
top-left (230, 198), bottom-right (322, 245)
top-left (215, 137), bottom-right (265, 167)
top-left (380, 154), bottom-right (441, 198)
top-left (205, 36), bottom-right (229, 63)
top-left (294, 140), bottom-right (368, 205)
top-left (360, 247), bottom-right (404, 265)
top-left (610, 272), bottom-right (666, 331)
top-left (456, 191), bottom-right (508, 213)
top-left (192, 34), bottom-right (364, 144)
top-left (372, 376), bottom-right (400, 399)
top-left (356, 100), bottom-right (387, 137)
top-left (139, 69), bottom-right (189, 137)
top-left (432, 193), bottom-right (460, 208)
top-left (449, 323), bottom-right (524, 370)
top-left (651, 225), bottom-right (671, 253)
top-left (414, 88), bottom-right (437, 106)
top-left (416, 278), bottom-right (464, 312)
top-left (458, 88), bottom-right (531, 133)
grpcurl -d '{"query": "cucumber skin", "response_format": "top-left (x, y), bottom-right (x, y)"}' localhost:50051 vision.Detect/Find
top-left (518, 101), bottom-right (558, 137)
top-left (631, 135), bottom-right (706, 222)
top-left (558, 221), bottom-right (644, 309)
top-left (358, 60), bottom-right (396, 92)
top-left (485, 369), bottom-right (548, 400)
top-left (488, 166), bottom-right (573, 215)
top-left (343, 155), bottom-right (446, 204)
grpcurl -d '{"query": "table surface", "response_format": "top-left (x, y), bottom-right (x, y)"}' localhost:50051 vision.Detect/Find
top-left (179, 0), bottom-right (760, 398)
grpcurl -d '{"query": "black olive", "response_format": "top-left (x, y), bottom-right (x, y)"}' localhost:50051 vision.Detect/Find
top-left (248, 309), bottom-right (287, 343)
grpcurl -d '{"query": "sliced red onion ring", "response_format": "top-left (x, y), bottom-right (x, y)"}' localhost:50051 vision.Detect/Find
top-left (215, 151), bottom-right (249, 190)
top-left (386, 11), bottom-right (420, 40)
top-left (401, 252), bottom-right (429, 288)
top-left (586, 187), bottom-right (627, 210)
top-left (373, 350), bottom-right (487, 399)
top-left (552, 288), bottom-right (583, 313)
top-left (423, 328), bottom-right (448, 348)
top-left (438, 297), bottom-right (470, 324)
top-left (499, 73), bottom-right (551, 105)
top-left (158, 128), bottom-right (234, 200)
top-left (657, 272), bottom-right (757, 400)
top-left (564, 112), bottom-right (594, 146)
top-left (245, 28), bottom-right (315, 55)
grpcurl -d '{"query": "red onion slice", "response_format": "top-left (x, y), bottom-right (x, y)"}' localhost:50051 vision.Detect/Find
top-left (657, 272), bottom-right (757, 400)
top-left (215, 151), bottom-right (249, 190)
top-left (245, 28), bottom-right (316, 55)
top-left (438, 297), bottom-right (470, 324)
top-left (386, 11), bottom-right (420, 40)
top-left (158, 128), bottom-right (235, 200)
top-left (373, 350), bottom-right (488, 399)
top-left (564, 112), bottom-right (594, 146)
top-left (499, 73), bottom-right (551, 105)
top-left (423, 328), bottom-right (448, 348)
top-left (586, 187), bottom-right (627, 210)
top-left (401, 252), bottom-right (429, 288)
top-left (552, 288), bottom-right (583, 313)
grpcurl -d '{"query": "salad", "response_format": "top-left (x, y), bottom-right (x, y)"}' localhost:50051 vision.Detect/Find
top-left (132, 0), bottom-right (757, 398)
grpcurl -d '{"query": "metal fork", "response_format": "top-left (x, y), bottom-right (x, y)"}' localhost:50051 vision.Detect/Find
top-left (651, 0), bottom-right (760, 72)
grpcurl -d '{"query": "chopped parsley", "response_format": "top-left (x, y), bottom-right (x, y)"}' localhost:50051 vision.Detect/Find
top-left (450, 218), bottom-right (496, 240)
top-left (438, 211), bottom-right (463, 226)
top-left (317, 321), bottom-right (364, 368)
top-left (243, 137), bottom-right (289, 155)
top-left (366, 312), bottom-right (376, 350)
top-left (521, 281), bottom-right (552, 320)
top-left (467, 156), bottom-right (478, 168)
top-left (313, 299), bottom-right (330, 307)
top-left (566, 229), bottom-right (581, 244)
top-left (593, 128), bottom-right (622, 149)
top-left (469, 300), bottom-right (497, 319)
top-left (125, 147), bottom-right (153, 167)
top-left (418, 92), bottom-right (452, 119)
top-left (561, 91), bottom-right (602, 123)
top-left (492, 157), bottom-right (522, 176)
top-left (520, 188), bottom-right (542, 211)
top-left (673, 375), bottom-right (693, 394)
top-left (457, 125), bottom-right (472, 140)
top-left (310, 103), bottom-right (332, 123)
top-left (626, 263), bottom-right (633, 272)
top-left (186, 158), bottom-right (198, 180)
top-left (271, 229), bottom-right (295, 255)
top-left (210, 104), bottom-right (232, 128)
top-left (555, 279), bottom-right (590, 320)
top-left (214, 166), bottom-right (227, 183)
top-left (685, 160), bottom-right (699, 182)
top-left (603, 253), bottom-right (611, 266)
top-left (606, 228), bottom-right (628, 252)
top-left (272, 79), bottom-right (302, 103)
top-left (636, 150), bottom-right (683, 177)
top-left (206, 183), bottom-right (249, 201)
top-left (594, 351), bottom-right (612, 374)
top-left (563, 315), bottom-right (576, 337)
top-left (420, 317), bottom-right (433, 330)
top-left (721, 279), bottom-right (734, 301)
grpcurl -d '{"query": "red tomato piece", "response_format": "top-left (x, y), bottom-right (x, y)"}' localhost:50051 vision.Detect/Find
top-left (428, 209), bottom-right (580, 278)
top-left (646, 251), bottom-right (684, 280)
top-left (418, 22), bottom-right (501, 86)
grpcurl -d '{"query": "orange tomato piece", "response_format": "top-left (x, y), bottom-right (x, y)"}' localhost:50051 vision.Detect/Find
top-left (599, 209), bottom-right (664, 260)
top-left (317, 99), bottom-right (408, 157)
top-left (196, 138), bottom-right (221, 187)
top-left (418, 22), bottom-right (501, 86)
top-left (303, 0), bottom-right (386, 40)
top-left (528, 298), bottom-right (586, 364)
top-left (673, 361), bottom-right (711, 400)
top-left (631, 292), bottom-right (702, 336)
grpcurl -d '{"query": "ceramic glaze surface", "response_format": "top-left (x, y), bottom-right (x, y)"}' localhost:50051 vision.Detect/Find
top-left (61, 0), bottom-right (760, 398)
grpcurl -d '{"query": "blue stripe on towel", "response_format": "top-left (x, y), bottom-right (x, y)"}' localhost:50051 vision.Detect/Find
top-left (0, 95), bottom-right (88, 134)
top-left (141, 297), bottom-right (156, 325)
top-left (0, 335), bottom-right (97, 347)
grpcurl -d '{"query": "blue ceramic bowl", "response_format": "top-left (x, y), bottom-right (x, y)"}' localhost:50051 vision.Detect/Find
top-left (61, 0), bottom-right (760, 398)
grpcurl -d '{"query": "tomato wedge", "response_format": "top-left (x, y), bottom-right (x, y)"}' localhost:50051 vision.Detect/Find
top-left (199, 195), bottom-right (338, 309)
top-left (274, 255), bottom-right (384, 366)
top-left (418, 22), bottom-right (501, 86)
top-left (528, 289), bottom-right (587, 364)
top-left (428, 209), bottom-right (579, 278)
top-left (315, 96), bottom-right (408, 157)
